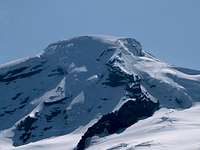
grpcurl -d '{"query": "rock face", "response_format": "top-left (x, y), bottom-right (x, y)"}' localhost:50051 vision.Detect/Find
top-left (76, 76), bottom-right (159, 150)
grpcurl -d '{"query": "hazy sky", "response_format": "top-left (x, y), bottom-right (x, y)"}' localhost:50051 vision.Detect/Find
top-left (0, 0), bottom-right (200, 69)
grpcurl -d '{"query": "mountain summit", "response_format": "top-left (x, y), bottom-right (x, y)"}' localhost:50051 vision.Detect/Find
top-left (0, 36), bottom-right (200, 150)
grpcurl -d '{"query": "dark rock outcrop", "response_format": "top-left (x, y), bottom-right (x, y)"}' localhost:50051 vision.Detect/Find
top-left (0, 69), bottom-right (42, 82)
top-left (15, 116), bottom-right (38, 145)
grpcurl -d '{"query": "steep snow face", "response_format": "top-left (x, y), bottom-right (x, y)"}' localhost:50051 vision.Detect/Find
top-left (0, 35), bottom-right (200, 147)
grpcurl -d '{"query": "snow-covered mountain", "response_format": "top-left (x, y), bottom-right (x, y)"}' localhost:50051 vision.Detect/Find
top-left (0, 35), bottom-right (200, 150)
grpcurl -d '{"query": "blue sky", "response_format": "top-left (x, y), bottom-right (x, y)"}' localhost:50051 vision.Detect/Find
top-left (0, 0), bottom-right (200, 69)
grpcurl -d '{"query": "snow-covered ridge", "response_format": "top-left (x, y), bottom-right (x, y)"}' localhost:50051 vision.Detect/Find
top-left (42, 35), bottom-right (144, 57)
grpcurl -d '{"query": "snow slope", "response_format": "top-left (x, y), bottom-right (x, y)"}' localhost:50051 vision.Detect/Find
top-left (0, 35), bottom-right (200, 149)
top-left (1, 103), bottom-right (200, 150)
top-left (87, 103), bottom-right (200, 150)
